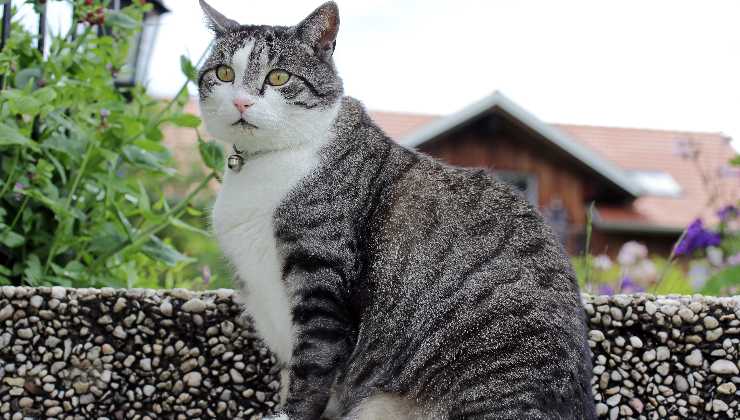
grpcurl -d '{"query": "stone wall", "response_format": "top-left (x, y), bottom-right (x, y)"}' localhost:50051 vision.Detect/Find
top-left (0, 287), bottom-right (738, 420)
top-left (585, 294), bottom-right (739, 420)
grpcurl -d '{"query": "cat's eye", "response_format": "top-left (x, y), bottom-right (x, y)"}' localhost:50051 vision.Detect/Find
top-left (215, 65), bottom-right (235, 83)
top-left (266, 69), bottom-right (290, 86)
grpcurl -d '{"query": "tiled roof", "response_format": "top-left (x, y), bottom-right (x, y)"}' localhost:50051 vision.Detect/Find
top-left (554, 124), bottom-right (738, 229)
top-left (369, 111), bottom-right (437, 142)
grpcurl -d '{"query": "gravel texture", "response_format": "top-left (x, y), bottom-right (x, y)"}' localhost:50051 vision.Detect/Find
top-left (584, 294), bottom-right (739, 420)
top-left (0, 287), bottom-right (738, 419)
top-left (0, 287), bottom-right (279, 420)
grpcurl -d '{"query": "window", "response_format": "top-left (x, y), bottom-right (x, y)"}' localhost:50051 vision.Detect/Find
top-left (493, 170), bottom-right (539, 206)
top-left (629, 171), bottom-right (682, 197)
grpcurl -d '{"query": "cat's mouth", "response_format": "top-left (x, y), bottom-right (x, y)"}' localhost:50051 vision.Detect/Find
top-left (232, 118), bottom-right (259, 130)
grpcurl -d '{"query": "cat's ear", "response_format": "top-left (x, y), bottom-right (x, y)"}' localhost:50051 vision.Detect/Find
top-left (296, 2), bottom-right (340, 60)
top-left (199, 0), bottom-right (240, 35)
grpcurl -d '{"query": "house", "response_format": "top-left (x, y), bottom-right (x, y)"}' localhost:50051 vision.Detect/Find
top-left (371, 92), bottom-right (739, 256)
top-left (165, 92), bottom-right (739, 256)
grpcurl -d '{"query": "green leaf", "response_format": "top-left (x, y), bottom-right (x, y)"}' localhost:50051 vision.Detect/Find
top-left (186, 206), bottom-right (203, 217)
top-left (89, 223), bottom-right (127, 255)
top-left (170, 217), bottom-right (210, 237)
top-left (731, 155), bottom-right (740, 166)
top-left (133, 138), bottom-right (168, 153)
top-left (0, 122), bottom-right (39, 150)
top-left (138, 181), bottom-right (151, 213)
top-left (42, 133), bottom-right (85, 158)
top-left (14, 68), bottom-right (41, 89)
top-left (51, 261), bottom-right (86, 281)
top-left (23, 254), bottom-right (43, 286)
top-left (42, 149), bottom-right (68, 185)
top-left (142, 236), bottom-right (195, 267)
top-left (112, 201), bottom-right (134, 239)
top-left (171, 113), bottom-right (201, 128)
top-left (32, 86), bottom-right (57, 103)
top-left (198, 138), bottom-right (225, 171)
top-left (180, 55), bottom-right (198, 82)
top-left (22, 189), bottom-right (72, 218)
top-left (105, 10), bottom-right (138, 30)
top-left (1, 90), bottom-right (41, 115)
top-left (701, 266), bottom-right (740, 296)
top-left (0, 229), bottom-right (25, 248)
top-left (122, 145), bottom-right (175, 175)
top-left (46, 112), bottom-right (89, 143)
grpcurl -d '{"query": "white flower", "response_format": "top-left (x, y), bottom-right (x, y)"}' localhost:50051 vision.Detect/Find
top-left (706, 246), bottom-right (724, 267)
top-left (617, 241), bottom-right (648, 266)
top-left (593, 254), bottom-right (613, 271)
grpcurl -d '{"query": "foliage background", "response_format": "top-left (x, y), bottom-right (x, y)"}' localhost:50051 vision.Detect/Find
top-left (0, 0), bottom-right (225, 289)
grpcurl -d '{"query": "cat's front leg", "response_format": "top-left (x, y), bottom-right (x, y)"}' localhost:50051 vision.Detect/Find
top-left (279, 267), bottom-right (353, 420)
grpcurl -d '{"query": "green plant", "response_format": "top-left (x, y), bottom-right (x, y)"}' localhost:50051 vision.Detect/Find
top-left (0, 1), bottom-right (225, 288)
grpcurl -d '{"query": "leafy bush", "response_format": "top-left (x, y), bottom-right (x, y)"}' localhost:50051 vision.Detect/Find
top-left (0, 1), bottom-right (224, 288)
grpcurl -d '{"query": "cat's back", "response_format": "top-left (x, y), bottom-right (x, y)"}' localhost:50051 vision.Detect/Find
top-left (349, 131), bottom-right (595, 418)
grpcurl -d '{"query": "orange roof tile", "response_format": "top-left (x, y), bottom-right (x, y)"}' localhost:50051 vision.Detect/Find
top-left (555, 124), bottom-right (739, 229)
top-left (369, 111), bottom-right (437, 141)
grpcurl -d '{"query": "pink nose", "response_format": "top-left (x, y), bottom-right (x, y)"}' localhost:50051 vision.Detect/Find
top-left (233, 98), bottom-right (254, 113)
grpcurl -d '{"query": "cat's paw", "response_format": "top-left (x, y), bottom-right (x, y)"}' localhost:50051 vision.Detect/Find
top-left (263, 415), bottom-right (290, 420)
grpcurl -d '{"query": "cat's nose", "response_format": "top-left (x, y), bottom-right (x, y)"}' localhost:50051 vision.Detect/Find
top-left (233, 98), bottom-right (254, 114)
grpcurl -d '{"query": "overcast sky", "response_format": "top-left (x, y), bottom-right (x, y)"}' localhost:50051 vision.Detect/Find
top-left (16, 1), bottom-right (740, 150)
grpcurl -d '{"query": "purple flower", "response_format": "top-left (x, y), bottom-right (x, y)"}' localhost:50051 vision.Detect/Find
top-left (618, 276), bottom-right (645, 294)
top-left (201, 266), bottom-right (212, 287)
top-left (717, 205), bottom-right (738, 222)
top-left (675, 219), bottom-right (721, 256)
top-left (598, 284), bottom-right (615, 296)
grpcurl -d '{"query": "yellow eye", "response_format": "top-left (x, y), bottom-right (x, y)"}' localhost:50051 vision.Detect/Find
top-left (267, 69), bottom-right (290, 86)
top-left (215, 65), bottom-right (235, 82)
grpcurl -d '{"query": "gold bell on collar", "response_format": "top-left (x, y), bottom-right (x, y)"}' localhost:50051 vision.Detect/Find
top-left (227, 145), bottom-right (245, 173)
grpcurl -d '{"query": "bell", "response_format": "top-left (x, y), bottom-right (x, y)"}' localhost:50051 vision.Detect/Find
top-left (227, 153), bottom-right (244, 173)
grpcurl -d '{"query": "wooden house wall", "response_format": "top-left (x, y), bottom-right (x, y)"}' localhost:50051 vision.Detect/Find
top-left (418, 116), bottom-right (590, 251)
top-left (412, 113), bottom-right (680, 258)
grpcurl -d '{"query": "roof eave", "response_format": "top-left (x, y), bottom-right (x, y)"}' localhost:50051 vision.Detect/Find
top-left (400, 91), bottom-right (642, 199)
top-left (593, 219), bottom-right (684, 235)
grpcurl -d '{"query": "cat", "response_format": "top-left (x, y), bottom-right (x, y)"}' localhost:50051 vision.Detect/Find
top-left (198, 1), bottom-right (596, 419)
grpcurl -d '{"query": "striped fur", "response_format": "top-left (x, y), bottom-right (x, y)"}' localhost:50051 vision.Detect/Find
top-left (199, 2), bottom-right (596, 419)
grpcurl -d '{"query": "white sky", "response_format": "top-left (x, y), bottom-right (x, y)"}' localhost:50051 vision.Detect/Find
top-left (14, 1), bottom-right (740, 150)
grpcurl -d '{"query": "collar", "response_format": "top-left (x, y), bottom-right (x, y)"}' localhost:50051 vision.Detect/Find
top-left (227, 144), bottom-right (273, 173)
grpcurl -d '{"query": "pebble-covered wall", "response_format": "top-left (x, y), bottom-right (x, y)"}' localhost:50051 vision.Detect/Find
top-left (0, 287), bottom-right (738, 420)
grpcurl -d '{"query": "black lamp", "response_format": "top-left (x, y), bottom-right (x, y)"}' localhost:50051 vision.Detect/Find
top-left (113, 0), bottom-right (170, 88)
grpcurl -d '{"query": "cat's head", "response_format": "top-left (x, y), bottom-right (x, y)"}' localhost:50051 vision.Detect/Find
top-left (198, 1), bottom-right (343, 153)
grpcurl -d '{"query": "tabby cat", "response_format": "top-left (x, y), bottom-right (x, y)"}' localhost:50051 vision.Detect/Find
top-left (198, 1), bottom-right (596, 419)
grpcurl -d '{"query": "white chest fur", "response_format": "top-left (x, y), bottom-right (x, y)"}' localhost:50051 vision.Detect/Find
top-left (212, 146), bottom-right (320, 364)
